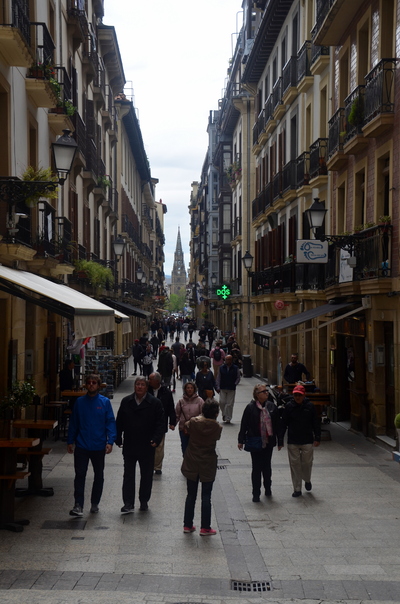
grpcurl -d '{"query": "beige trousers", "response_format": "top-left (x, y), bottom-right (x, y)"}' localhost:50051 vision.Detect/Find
top-left (287, 443), bottom-right (313, 492)
top-left (154, 435), bottom-right (165, 471)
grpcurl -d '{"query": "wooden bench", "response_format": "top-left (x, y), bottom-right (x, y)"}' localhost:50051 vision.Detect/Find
top-left (0, 471), bottom-right (30, 489)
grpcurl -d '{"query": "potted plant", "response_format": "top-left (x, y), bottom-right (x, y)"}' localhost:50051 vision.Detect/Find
top-left (348, 96), bottom-right (364, 129)
top-left (379, 215), bottom-right (391, 224)
top-left (97, 175), bottom-right (111, 189)
top-left (63, 100), bottom-right (77, 116)
top-left (74, 259), bottom-right (114, 290)
top-left (21, 166), bottom-right (58, 207)
top-left (0, 380), bottom-right (36, 438)
top-left (395, 414), bottom-right (400, 451)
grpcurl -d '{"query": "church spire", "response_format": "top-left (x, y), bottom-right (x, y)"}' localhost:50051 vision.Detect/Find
top-left (170, 227), bottom-right (187, 296)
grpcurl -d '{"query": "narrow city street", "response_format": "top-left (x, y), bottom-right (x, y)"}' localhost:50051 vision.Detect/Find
top-left (0, 347), bottom-right (399, 604)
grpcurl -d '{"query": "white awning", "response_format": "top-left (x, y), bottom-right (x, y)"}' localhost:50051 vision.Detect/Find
top-left (114, 309), bottom-right (132, 334)
top-left (0, 266), bottom-right (117, 339)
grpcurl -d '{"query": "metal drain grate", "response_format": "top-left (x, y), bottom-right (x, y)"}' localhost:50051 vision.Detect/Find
top-left (217, 465), bottom-right (227, 470)
top-left (231, 580), bottom-right (271, 592)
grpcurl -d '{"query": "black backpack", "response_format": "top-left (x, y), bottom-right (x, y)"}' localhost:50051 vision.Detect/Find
top-left (213, 348), bottom-right (222, 362)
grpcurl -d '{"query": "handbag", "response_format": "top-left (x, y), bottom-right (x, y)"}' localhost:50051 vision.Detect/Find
top-left (204, 389), bottom-right (214, 399)
top-left (244, 436), bottom-right (262, 452)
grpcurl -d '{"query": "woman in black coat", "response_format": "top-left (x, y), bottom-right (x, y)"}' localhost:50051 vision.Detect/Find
top-left (238, 383), bottom-right (283, 502)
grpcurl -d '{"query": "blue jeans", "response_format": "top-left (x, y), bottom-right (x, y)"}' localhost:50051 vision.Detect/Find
top-left (184, 477), bottom-right (213, 529)
top-left (73, 447), bottom-right (105, 508)
top-left (179, 430), bottom-right (190, 455)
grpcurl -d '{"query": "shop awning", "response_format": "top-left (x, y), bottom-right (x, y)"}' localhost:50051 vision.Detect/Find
top-left (253, 302), bottom-right (363, 348)
top-left (0, 265), bottom-right (117, 339)
top-left (114, 310), bottom-right (132, 334)
top-left (102, 298), bottom-right (151, 319)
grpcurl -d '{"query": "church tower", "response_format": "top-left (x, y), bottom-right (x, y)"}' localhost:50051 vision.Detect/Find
top-left (170, 227), bottom-right (187, 296)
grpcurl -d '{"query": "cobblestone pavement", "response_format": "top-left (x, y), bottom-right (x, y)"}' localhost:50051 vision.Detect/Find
top-left (1, 343), bottom-right (400, 604)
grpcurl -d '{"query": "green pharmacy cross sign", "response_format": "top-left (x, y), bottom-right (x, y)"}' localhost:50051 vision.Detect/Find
top-left (216, 284), bottom-right (231, 300)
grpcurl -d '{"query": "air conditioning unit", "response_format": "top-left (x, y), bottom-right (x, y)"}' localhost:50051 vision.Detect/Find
top-left (362, 295), bottom-right (371, 309)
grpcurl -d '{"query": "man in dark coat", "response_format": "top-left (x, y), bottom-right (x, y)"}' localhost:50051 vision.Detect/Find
top-left (283, 353), bottom-right (311, 383)
top-left (157, 346), bottom-right (174, 388)
top-left (116, 376), bottom-right (164, 513)
top-left (148, 372), bottom-right (176, 475)
top-left (280, 383), bottom-right (321, 497)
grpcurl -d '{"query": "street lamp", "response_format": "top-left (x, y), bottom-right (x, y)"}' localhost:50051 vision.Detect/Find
top-left (211, 273), bottom-right (217, 286)
top-left (242, 250), bottom-right (254, 275)
top-left (201, 277), bottom-right (206, 288)
top-left (51, 129), bottom-right (78, 184)
top-left (304, 198), bottom-right (327, 233)
top-left (113, 235), bottom-right (126, 261)
top-left (136, 266), bottom-right (144, 281)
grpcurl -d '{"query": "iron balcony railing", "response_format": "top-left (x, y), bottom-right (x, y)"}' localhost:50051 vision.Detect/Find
top-left (310, 43), bottom-right (329, 65)
top-left (251, 263), bottom-right (296, 296)
top-left (232, 216), bottom-right (242, 239)
top-left (264, 94), bottom-right (274, 127)
top-left (30, 22), bottom-right (54, 64)
top-left (296, 152), bottom-right (310, 188)
top-left (122, 214), bottom-right (141, 248)
top-left (354, 224), bottom-right (392, 281)
top-left (364, 58), bottom-right (399, 123)
top-left (252, 182), bottom-right (272, 220)
top-left (71, 112), bottom-right (87, 158)
top-left (311, 0), bottom-right (331, 40)
top-left (328, 107), bottom-right (345, 158)
top-left (297, 40), bottom-right (312, 82)
top-left (296, 263), bottom-right (326, 291)
top-left (309, 138), bottom-right (328, 179)
top-left (282, 160), bottom-right (296, 194)
top-left (272, 77), bottom-right (283, 113)
top-left (54, 66), bottom-right (72, 104)
top-left (253, 110), bottom-right (265, 146)
top-left (85, 139), bottom-right (98, 175)
top-left (282, 56), bottom-right (297, 95)
top-left (344, 85), bottom-right (365, 141)
top-left (273, 171), bottom-right (282, 201)
top-left (11, 0), bottom-right (31, 47)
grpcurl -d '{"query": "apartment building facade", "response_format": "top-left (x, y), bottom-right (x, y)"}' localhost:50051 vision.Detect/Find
top-left (0, 0), bottom-right (164, 404)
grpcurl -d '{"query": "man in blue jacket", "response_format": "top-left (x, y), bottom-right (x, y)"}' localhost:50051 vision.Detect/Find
top-left (67, 374), bottom-right (116, 516)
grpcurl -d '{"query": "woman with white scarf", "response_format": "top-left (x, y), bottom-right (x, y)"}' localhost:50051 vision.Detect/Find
top-left (238, 384), bottom-right (284, 502)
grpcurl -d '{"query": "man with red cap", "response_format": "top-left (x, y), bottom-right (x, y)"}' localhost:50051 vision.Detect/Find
top-left (279, 384), bottom-right (321, 497)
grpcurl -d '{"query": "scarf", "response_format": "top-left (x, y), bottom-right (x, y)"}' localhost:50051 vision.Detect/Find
top-left (255, 400), bottom-right (273, 448)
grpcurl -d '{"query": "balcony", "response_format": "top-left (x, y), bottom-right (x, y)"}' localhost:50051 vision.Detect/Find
top-left (282, 160), bottom-right (297, 202)
top-left (66, 0), bottom-right (88, 49)
top-left (296, 152), bottom-right (311, 193)
top-left (309, 138), bottom-right (328, 185)
top-left (296, 263), bottom-right (326, 291)
top-left (0, 0), bottom-right (32, 66)
top-left (264, 94), bottom-right (276, 137)
top-left (363, 59), bottom-right (399, 138)
top-left (82, 26), bottom-right (98, 82)
top-left (272, 77), bottom-right (285, 120)
top-left (326, 225), bottom-right (392, 290)
top-left (312, 0), bottom-right (366, 46)
top-left (297, 41), bottom-right (313, 94)
top-left (93, 56), bottom-right (106, 109)
top-left (342, 86), bottom-right (368, 154)
top-left (327, 108), bottom-right (347, 171)
top-left (272, 171), bottom-right (282, 204)
top-left (252, 183), bottom-right (272, 222)
top-left (252, 110), bottom-right (265, 150)
top-left (251, 263), bottom-right (296, 296)
top-left (232, 216), bottom-right (242, 240)
top-left (282, 56), bottom-right (298, 105)
top-left (310, 43), bottom-right (329, 76)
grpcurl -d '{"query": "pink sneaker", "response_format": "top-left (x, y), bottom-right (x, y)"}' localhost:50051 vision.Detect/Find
top-left (183, 525), bottom-right (196, 533)
top-left (200, 528), bottom-right (217, 536)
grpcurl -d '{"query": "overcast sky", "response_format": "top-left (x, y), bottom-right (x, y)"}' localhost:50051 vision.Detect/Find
top-left (103, 0), bottom-right (241, 276)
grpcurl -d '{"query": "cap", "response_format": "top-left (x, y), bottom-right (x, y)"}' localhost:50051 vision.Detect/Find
top-left (292, 384), bottom-right (306, 395)
top-left (134, 339), bottom-right (139, 343)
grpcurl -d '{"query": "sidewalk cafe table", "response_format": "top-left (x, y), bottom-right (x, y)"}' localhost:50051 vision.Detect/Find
top-left (13, 419), bottom-right (58, 497)
top-left (0, 437), bottom-right (40, 532)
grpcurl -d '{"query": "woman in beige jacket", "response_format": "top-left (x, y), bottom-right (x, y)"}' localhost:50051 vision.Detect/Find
top-left (175, 382), bottom-right (204, 455)
top-left (181, 399), bottom-right (222, 536)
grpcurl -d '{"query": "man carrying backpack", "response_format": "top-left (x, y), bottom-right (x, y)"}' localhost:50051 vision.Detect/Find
top-left (216, 355), bottom-right (240, 424)
top-left (210, 341), bottom-right (225, 379)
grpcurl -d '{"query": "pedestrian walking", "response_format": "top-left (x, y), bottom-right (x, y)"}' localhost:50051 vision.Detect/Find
top-left (67, 374), bottom-right (116, 516)
top-left (132, 339), bottom-right (144, 376)
top-left (283, 353), bottom-right (311, 384)
top-left (216, 354), bottom-right (240, 423)
top-left (141, 342), bottom-right (154, 378)
top-left (280, 383), bottom-right (321, 497)
top-left (209, 341), bottom-right (225, 379)
top-left (181, 399), bottom-right (222, 536)
top-left (175, 382), bottom-right (204, 455)
top-left (116, 376), bottom-right (164, 513)
top-left (157, 346), bottom-right (174, 389)
top-left (148, 372), bottom-right (176, 475)
top-left (195, 361), bottom-right (216, 402)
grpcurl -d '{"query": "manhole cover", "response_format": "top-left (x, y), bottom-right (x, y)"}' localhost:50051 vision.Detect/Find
top-left (231, 580), bottom-right (271, 592)
top-left (41, 520), bottom-right (86, 530)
